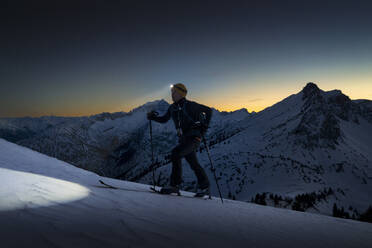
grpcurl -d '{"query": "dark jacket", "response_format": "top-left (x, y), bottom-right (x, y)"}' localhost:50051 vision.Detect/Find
top-left (152, 98), bottom-right (212, 138)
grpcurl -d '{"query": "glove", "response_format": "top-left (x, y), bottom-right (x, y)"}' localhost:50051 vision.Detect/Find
top-left (198, 112), bottom-right (208, 131)
top-left (192, 121), bottom-right (208, 131)
top-left (147, 111), bottom-right (158, 120)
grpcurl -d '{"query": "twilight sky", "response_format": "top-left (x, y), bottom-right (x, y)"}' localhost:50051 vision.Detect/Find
top-left (1, 0), bottom-right (372, 117)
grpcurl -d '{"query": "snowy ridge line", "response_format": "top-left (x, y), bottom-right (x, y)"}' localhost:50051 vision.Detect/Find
top-left (0, 83), bottom-right (372, 223)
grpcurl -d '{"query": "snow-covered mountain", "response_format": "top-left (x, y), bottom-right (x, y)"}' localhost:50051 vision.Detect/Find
top-left (0, 138), bottom-right (371, 248)
top-left (0, 82), bottom-right (371, 221)
top-left (193, 83), bottom-right (372, 217)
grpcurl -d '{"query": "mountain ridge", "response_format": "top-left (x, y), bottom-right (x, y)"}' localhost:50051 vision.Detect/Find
top-left (0, 82), bottom-right (371, 221)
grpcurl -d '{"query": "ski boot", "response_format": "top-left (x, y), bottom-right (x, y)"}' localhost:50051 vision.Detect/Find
top-left (160, 185), bottom-right (181, 195)
top-left (194, 186), bottom-right (211, 198)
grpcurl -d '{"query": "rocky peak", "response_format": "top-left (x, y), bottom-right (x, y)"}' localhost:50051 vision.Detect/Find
top-left (302, 82), bottom-right (321, 100)
top-left (291, 84), bottom-right (364, 149)
top-left (301, 82), bottom-right (324, 112)
top-left (327, 92), bottom-right (350, 106)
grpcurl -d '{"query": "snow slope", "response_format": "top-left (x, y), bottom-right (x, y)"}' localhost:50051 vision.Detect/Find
top-left (0, 138), bottom-right (371, 248)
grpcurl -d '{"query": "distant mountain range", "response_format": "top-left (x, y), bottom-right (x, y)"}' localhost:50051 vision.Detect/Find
top-left (1, 82), bottom-right (371, 221)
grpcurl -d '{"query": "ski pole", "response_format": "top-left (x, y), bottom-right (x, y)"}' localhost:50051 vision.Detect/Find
top-left (201, 132), bottom-right (224, 204)
top-left (149, 119), bottom-right (156, 188)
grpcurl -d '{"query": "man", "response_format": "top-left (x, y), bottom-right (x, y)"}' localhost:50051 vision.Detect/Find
top-left (147, 83), bottom-right (212, 197)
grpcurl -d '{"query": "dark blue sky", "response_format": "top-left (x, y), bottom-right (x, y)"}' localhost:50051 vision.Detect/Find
top-left (1, 0), bottom-right (372, 117)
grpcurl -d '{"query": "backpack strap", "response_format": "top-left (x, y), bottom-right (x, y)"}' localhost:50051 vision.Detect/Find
top-left (182, 100), bottom-right (197, 123)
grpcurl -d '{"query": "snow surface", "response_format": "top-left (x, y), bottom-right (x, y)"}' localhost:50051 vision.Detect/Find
top-left (0, 138), bottom-right (371, 248)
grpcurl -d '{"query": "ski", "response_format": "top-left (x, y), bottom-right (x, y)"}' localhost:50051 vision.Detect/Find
top-left (99, 180), bottom-right (212, 200)
top-left (99, 180), bottom-right (119, 189)
top-left (149, 186), bottom-right (161, 193)
top-left (195, 192), bottom-right (212, 199)
top-left (150, 186), bottom-right (211, 200)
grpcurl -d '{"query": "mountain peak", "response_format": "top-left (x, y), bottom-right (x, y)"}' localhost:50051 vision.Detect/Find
top-left (302, 82), bottom-right (320, 99)
top-left (130, 99), bottom-right (170, 114)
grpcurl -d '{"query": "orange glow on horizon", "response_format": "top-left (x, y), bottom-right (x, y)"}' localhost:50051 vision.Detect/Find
top-left (2, 77), bottom-right (371, 118)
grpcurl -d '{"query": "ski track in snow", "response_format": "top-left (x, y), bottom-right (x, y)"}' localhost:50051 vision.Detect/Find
top-left (0, 138), bottom-right (371, 248)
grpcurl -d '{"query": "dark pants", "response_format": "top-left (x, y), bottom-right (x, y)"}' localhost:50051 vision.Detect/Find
top-left (170, 136), bottom-right (210, 189)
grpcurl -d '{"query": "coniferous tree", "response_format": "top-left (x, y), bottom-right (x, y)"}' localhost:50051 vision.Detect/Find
top-left (333, 203), bottom-right (339, 217)
top-left (359, 206), bottom-right (372, 223)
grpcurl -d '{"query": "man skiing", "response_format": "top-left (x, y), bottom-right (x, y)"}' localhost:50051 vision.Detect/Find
top-left (147, 83), bottom-right (212, 197)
